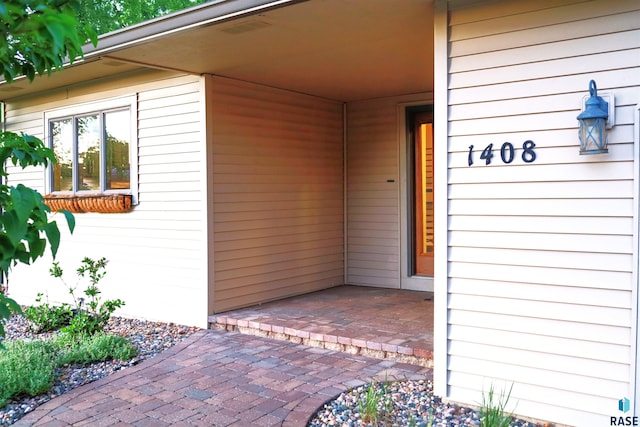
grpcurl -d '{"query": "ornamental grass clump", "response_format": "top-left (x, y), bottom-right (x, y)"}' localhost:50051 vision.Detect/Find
top-left (358, 378), bottom-right (394, 426)
top-left (479, 383), bottom-right (515, 427)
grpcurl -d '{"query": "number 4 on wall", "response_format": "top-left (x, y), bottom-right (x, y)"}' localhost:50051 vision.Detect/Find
top-left (468, 141), bottom-right (536, 166)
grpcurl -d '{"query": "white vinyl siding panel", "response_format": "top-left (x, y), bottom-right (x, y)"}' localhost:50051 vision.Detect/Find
top-left (4, 71), bottom-right (208, 327)
top-left (444, 0), bottom-right (640, 425)
top-left (346, 99), bottom-right (401, 287)
top-left (209, 76), bottom-right (344, 312)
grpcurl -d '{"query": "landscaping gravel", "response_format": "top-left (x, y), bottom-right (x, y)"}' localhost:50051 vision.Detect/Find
top-left (0, 314), bottom-right (200, 426)
top-left (307, 379), bottom-right (544, 427)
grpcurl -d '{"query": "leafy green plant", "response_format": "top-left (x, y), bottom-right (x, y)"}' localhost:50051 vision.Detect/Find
top-left (0, 0), bottom-right (98, 83)
top-left (0, 0), bottom-right (98, 337)
top-left (50, 257), bottom-right (125, 336)
top-left (0, 333), bottom-right (137, 407)
top-left (53, 333), bottom-right (137, 366)
top-left (0, 339), bottom-right (57, 407)
top-left (0, 295), bottom-right (21, 340)
top-left (24, 293), bottom-right (73, 332)
top-left (479, 383), bottom-right (515, 427)
top-left (0, 133), bottom-right (76, 335)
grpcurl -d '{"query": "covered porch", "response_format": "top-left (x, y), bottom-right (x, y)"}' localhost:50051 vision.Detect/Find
top-left (209, 285), bottom-right (434, 366)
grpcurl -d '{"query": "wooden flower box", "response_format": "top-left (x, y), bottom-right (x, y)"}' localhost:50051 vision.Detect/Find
top-left (44, 194), bottom-right (133, 214)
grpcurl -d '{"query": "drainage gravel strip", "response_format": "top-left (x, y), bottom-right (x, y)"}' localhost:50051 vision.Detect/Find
top-left (307, 379), bottom-right (545, 427)
top-left (2, 315), bottom-right (546, 427)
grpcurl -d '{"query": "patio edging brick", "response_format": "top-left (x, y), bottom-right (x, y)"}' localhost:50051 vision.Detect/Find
top-left (209, 318), bottom-right (433, 368)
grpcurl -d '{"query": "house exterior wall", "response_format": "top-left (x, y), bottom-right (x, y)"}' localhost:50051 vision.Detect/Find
top-left (208, 76), bottom-right (344, 313)
top-left (437, 0), bottom-right (640, 425)
top-left (346, 93), bottom-right (431, 289)
top-left (4, 70), bottom-right (209, 327)
top-left (346, 98), bottom-right (401, 288)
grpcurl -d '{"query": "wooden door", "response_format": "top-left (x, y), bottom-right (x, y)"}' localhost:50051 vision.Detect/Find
top-left (414, 113), bottom-right (434, 276)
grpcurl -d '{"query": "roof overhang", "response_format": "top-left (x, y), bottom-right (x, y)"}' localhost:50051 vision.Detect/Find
top-left (0, 0), bottom-right (434, 102)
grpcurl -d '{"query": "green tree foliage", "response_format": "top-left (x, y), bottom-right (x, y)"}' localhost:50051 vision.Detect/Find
top-left (0, 0), bottom-right (95, 337)
top-left (76, 0), bottom-right (208, 35)
top-left (0, 0), bottom-right (97, 82)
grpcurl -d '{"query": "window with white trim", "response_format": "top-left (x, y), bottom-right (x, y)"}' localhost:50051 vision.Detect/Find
top-left (45, 96), bottom-right (137, 200)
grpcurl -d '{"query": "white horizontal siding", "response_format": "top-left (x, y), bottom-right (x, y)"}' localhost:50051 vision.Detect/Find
top-left (444, 0), bottom-right (640, 425)
top-left (4, 71), bottom-right (208, 327)
top-left (210, 76), bottom-right (344, 312)
top-left (346, 98), bottom-right (402, 288)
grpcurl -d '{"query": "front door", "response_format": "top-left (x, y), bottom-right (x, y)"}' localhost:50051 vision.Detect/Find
top-left (412, 110), bottom-right (434, 277)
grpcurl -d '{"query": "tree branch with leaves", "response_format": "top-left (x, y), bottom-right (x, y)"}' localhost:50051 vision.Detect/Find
top-left (0, 0), bottom-right (97, 337)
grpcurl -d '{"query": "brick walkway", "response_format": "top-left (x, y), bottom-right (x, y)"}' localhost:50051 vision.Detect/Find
top-left (15, 330), bottom-right (432, 427)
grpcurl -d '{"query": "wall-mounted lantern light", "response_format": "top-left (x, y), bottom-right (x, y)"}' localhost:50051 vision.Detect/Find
top-left (577, 80), bottom-right (609, 155)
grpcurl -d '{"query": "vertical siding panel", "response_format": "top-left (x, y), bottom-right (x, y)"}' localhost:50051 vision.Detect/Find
top-left (346, 98), bottom-right (400, 288)
top-left (210, 76), bottom-right (344, 312)
top-left (445, 0), bottom-right (640, 425)
top-left (4, 71), bottom-right (208, 327)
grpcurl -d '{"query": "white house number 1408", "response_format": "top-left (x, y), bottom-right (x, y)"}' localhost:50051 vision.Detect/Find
top-left (468, 141), bottom-right (537, 166)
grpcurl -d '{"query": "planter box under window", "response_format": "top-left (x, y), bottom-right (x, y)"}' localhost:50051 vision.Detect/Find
top-left (44, 194), bottom-right (133, 214)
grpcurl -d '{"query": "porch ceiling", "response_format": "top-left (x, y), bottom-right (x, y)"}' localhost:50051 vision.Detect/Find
top-left (0, 0), bottom-right (434, 103)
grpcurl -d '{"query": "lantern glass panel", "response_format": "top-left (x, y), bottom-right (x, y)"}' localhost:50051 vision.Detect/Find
top-left (579, 117), bottom-right (607, 154)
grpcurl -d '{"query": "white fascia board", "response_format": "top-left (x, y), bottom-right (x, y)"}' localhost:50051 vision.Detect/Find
top-left (83, 0), bottom-right (306, 60)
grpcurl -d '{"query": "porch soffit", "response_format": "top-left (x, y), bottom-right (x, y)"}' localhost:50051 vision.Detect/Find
top-left (0, 0), bottom-right (434, 103)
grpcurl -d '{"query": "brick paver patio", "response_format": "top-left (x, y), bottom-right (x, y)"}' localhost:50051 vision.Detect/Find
top-left (14, 286), bottom-right (434, 426)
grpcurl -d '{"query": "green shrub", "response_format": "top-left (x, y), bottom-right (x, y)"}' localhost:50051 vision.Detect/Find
top-left (24, 293), bottom-right (73, 332)
top-left (51, 257), bottom-right (125, 336)
top-left (54, 333), bottom-right (137, 366)
top-left (0, 340), bottom-right (57, 407)
top-left (0, 333), bottom-right (137, 407)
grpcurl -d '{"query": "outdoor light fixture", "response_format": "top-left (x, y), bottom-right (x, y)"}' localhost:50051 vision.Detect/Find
top-left (577, 80), bottom-right (609, 155)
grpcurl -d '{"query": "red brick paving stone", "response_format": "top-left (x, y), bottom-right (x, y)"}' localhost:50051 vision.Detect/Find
top-left (397, 344), bottom-right (414, 355)
top-left (366, 340), bottom-right (383, 351)
top-left (282, 408), bottom-right (313, 427)
top-left (337, 335), bottom-right (352, 345)
top-left (113, 408), bottom-right (147, 424)
top-left (259, 323), bottom-right (272, 332)
top-left (132, 417), bottom-right (170, 427)
top-left (254, 413), bottom-right (285, 426)
top-left (174, 396), bottom-right (206, 410)
top-left (73, 417), bottom-right (121, 427)
top-left (381, 342), bottom-right (399, 352)
top-left (414, 347), bottom-right (434, 359)
top-left (48, 409), bottom-right (91, 425)
top-left (151, 408), bottom-right (197, 424)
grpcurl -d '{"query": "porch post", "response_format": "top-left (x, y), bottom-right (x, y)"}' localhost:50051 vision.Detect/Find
top-left (432, 0), bottom-right (450, 399)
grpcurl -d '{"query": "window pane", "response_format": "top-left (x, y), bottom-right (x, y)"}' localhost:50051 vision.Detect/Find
top-left (104, 110), bottom-right (130, 190)
top-left (77, 115), bottom-right (100, 191)
top-left (51, 119), bottom-right (73, 192)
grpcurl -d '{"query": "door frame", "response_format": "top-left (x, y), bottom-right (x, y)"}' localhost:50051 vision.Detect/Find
top-left (398, 100), bottom-right (434, 292)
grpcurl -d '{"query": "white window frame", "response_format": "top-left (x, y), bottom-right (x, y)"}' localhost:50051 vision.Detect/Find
top-left (44, 95), bottom-right (138, 204)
